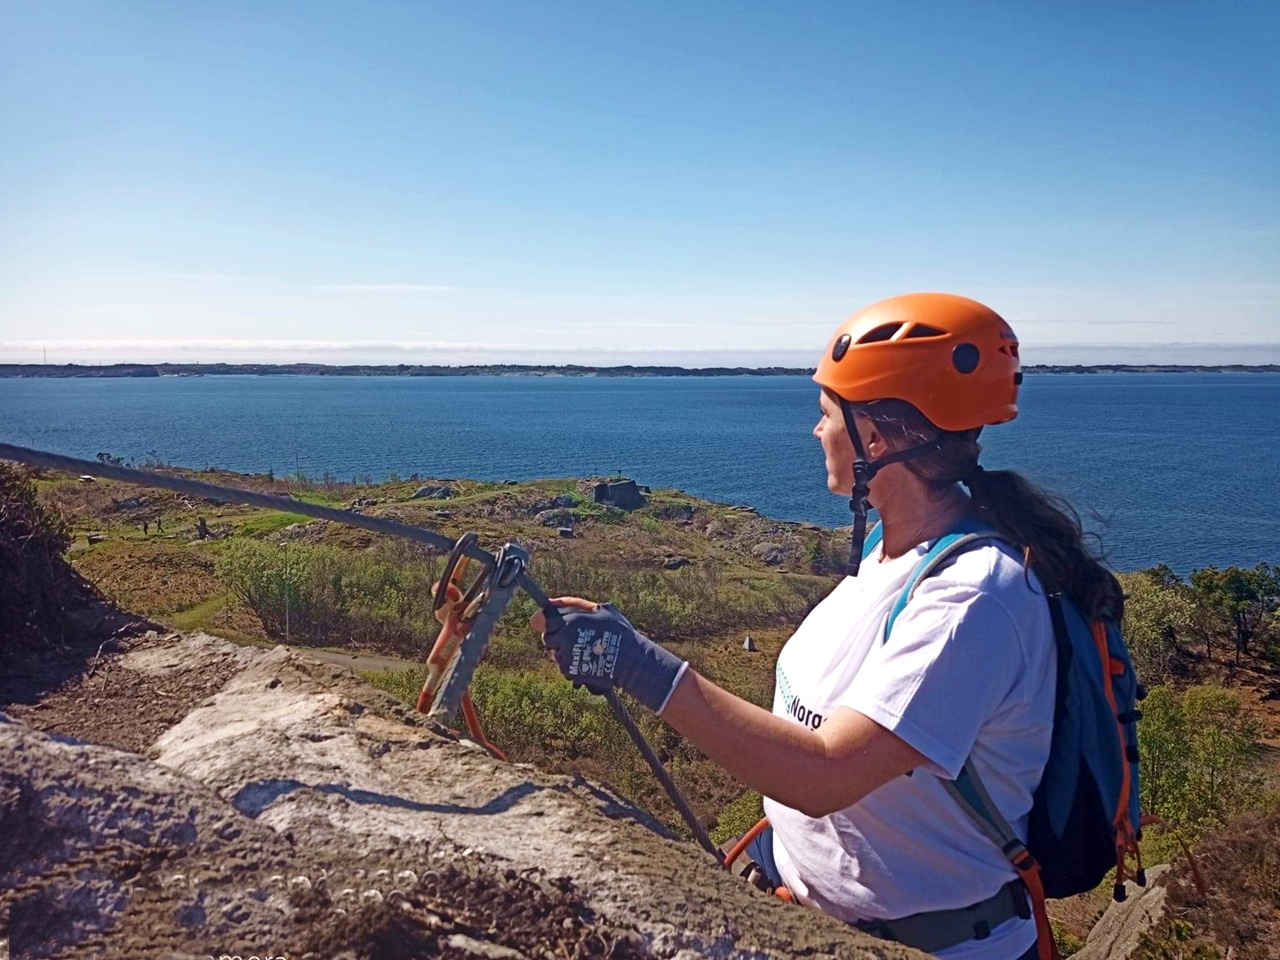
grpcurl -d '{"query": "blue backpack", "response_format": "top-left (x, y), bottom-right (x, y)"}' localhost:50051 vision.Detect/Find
top-left (866, 518), bottom-right (1146, 927)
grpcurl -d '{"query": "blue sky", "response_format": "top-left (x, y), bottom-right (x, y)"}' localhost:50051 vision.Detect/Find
top-left (1, 1), bottom-right (1277, 366)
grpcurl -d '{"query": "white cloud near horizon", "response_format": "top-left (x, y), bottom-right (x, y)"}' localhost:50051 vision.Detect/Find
top-left (4, 339), bottom-right (1280, 367)
top-left (1, 338), bottom-right (757, 355)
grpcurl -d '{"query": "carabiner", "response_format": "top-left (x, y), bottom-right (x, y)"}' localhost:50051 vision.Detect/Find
top-left (433, 531), bottom-right (480, 615)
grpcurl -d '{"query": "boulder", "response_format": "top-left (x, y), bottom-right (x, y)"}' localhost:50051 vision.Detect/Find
top-left (411, 485), bottom-right (455, 500)
top-left (280, 521), bottom-right (325, 542)
top-left (557, 527), bottom-right (574, 539)
top-left (702, 521), bottom-right (726, 539)
top-left (663, 557), bottom-right (691, 570)
top-left (656, 504), bottom-right (697, 522)
top-left (593, 480), bottom-right (646, 511)
top-left (535, 509), bottom-right (576, 528)
top-left (1072, 864), bottom-right (1172, 960)
top-left (0, 633), bottom-right (915, 959)
top-left (752, 542), bottom-right (788, 565)
top-left (531, 494), bottom-right (578, 513)
top-left (86, 533), bottom-right (108, 545)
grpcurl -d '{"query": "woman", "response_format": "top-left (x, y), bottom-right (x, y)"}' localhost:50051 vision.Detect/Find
top-left (532, 293), bottom-right (1124, 960)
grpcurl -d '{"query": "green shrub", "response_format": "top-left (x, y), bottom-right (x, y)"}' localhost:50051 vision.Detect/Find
top-left (1052, 922), bottom-right (1087, 958)
top-left (710, 789), bottom-right (764, 845)
top-left (1139, 684), bottom-right (1264, 835)
top-left (529, 548), bottom-right (826, 641)
top-left (215, 537), bottom-right (444, 653)
top-left (468, 668), bottom-right (624, 760)
top-left (1119, 569), bottom-right (1196, 684)
top-left (0, 463), bottom-right (77, 650)
top-left (362, 665), bottom-right (427, 704)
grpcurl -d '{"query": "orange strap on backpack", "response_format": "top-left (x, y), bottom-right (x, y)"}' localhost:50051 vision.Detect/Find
top-left (1009, 848), bottom-right (1061, 960)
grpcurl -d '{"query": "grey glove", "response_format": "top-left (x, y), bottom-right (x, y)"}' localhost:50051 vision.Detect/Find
top-left (543, 603), bottom-right (686, 713)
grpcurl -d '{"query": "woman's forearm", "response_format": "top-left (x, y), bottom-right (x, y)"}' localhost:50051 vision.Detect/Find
top-left (659, 668), bottom-right (923, 818)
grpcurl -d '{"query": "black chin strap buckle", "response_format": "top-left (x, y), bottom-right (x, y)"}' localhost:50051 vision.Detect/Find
top-left (844, 477), bottom-right (871, 577)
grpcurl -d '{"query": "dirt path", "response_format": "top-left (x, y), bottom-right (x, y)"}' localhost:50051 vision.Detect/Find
top-left (304, 646), bottom-right (420, 675)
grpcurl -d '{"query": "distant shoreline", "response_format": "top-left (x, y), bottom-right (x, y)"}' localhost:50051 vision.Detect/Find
top-left (1, 362), bottom-right (1278, 379)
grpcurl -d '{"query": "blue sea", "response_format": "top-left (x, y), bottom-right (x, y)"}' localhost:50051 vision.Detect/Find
top-left (1, 373), bottom-right (1276, 574)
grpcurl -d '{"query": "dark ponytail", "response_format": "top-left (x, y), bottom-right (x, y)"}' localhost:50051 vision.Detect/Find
top-left (853, 397), bottom-right (1124, 621)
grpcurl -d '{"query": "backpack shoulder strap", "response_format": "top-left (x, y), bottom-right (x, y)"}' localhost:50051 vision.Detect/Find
top-left (862, 521), bottom-right (884, 561)
top-left (882, 517), bottom-right (1006, 642)
top-left (943, 762), bottom-right (1058, 957)
top-left (877, 517), bottom-right (1059, 958)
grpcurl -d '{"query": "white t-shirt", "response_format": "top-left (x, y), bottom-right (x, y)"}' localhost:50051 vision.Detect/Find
top-left (764, 534), bottom-right (1055, 960)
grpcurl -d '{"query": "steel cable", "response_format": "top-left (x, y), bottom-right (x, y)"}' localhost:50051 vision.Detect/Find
top-left (0, 442), bottom-right (720, 859)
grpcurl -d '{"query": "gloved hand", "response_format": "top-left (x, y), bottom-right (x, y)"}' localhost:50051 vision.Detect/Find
top-left (534, 598), bottom-right (687, 713)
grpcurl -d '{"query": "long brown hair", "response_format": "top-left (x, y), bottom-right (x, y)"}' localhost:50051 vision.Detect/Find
top-left (851, 396), bottom-right (1124, 621)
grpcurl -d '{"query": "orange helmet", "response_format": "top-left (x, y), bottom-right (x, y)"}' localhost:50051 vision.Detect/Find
top-left (813, 293), bottom-right (1020, 431)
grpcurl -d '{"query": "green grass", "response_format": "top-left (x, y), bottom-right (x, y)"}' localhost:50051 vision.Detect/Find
top-left (234, 510), bottom-right (314, 537)
top-left (169, 593), bottom-right (229, 632)
top-left (709, 789), bottom-right (764, 845)
top-left (362, 665), bottom-right (426, 704)
top-left (290, 491), bottom-right (349, 507)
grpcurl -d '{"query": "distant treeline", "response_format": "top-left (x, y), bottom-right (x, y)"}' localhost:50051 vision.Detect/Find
top-left (2, 362), bottom-right (1278, 378)
top-left (0, 362), bottom-right (809, 378)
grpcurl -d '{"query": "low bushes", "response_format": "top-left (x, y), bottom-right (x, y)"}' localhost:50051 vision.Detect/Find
top-left (0, 463), bottom-right (77, 651)
top-left (1133, 804), bottom-right (1280, 960)
top-left (216, 536), bottom-right (830, 654)
top-left (468, 668), bottom-right (629, 761)
top-left (529, 548), bottom-right (829, 641)
top-left (1139, 683), bottom-right (1265, 838)
top-left (215, 537), bottom-right (445, 654)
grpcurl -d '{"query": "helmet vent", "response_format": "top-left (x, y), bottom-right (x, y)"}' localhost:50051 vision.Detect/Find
top-left (904, 323), bottom-right (945, 339)
top-left (856, 323), bottom-right (903, 344)
top-left (832, 333), bottom-right (852, 361)
top-left (999, 343), bottom-right (1020, 359)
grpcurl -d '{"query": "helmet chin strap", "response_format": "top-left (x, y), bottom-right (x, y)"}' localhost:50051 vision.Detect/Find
top-left (838, 401), bottom-right (944, 576)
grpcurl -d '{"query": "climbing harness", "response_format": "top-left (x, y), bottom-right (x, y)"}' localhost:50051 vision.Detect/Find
top-left (0, 442), bottom-right (719, 859)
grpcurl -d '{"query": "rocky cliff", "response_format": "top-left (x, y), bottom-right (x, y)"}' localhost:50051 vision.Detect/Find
top-left (1, 630), bottom-right (919, 960)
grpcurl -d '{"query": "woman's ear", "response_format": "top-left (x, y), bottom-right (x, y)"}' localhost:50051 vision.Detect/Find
top-left (864, 423), bottom-right (885, 459)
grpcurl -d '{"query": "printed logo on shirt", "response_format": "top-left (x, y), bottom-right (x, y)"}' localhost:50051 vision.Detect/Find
top-left (775, 664), bottom-right (825, 730)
